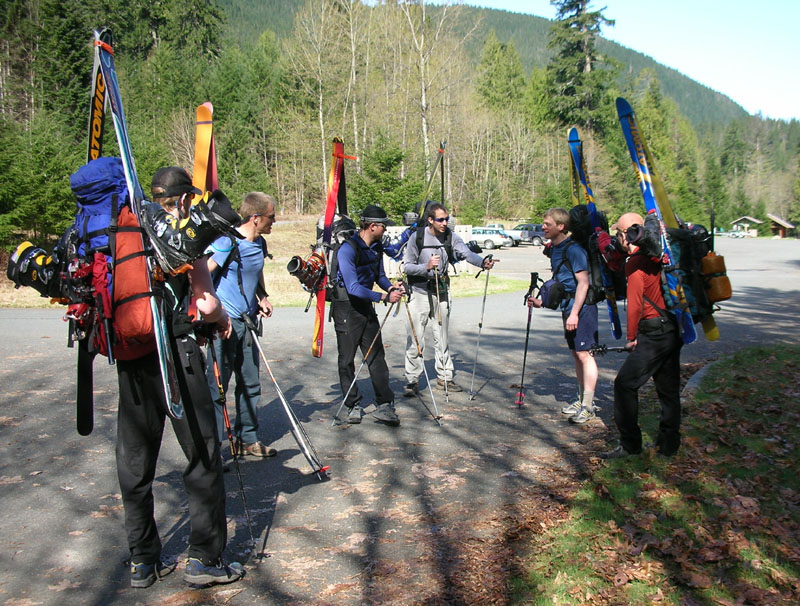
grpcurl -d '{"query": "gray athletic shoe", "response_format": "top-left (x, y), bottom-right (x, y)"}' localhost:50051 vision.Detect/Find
top-left (569, 406), bottom-right (596, 424)
top-left (372, 402), bottom-right (400, 426)
top-left (561, 399), bottom-right (582, 415)
top-left (346, 406), bottom-right (362, 424)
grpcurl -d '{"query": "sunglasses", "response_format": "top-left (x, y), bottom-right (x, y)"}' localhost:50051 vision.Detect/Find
top-left (432, 216), bottom-right (450, 223)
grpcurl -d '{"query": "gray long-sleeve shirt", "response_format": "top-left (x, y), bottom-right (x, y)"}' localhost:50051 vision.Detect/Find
top-left (403, 227), bottom-right (484, 294)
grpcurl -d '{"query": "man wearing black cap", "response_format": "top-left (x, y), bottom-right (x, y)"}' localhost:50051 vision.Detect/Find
top-left (115, 166), bottom-right (243, 589)
top-left (403, 203), bottom-right (497, 395)
top-left (331, 204), bottom-right (405, 425)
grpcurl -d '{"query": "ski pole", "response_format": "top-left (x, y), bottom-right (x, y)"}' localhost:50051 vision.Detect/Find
top-left (468, 254), bottom-right (492, 400)
top-left (433, 265), bottom-right (449, 406)
top-left (404, 295), bottom-right (442, 425)
top-left (515, 272), bottom-right (539, 407)
top-left (208, 342), bottom-right (257, 553)
top-left (240, 314), bottom-right (329, 481)
top-left (332, 301), bottom-right (396, 425)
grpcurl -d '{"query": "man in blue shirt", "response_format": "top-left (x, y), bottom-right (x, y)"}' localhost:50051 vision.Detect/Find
top-left (205, 192), bottom-right (277, 458)
top-left (332, 204), bottom-right (405, 425)
top-left (528, 207), bottom-right (599, 424)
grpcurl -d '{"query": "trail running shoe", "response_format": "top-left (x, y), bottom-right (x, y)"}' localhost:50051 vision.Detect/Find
top-left (403, 382), bottom-right (419, 398)
top-left (372, 403), bottom-right (400, 426)
top-left (347, 406), bottom-right (362, 424)
top-left (130, 558), bottom-right (176, 588)
top-left (561, 400), bottom-right (582, 415)
top-left (569, 406), bottom-right (596, 424)
top-left (183, 558), bottom-right (243, 586)
top-left (436, 379), bottom-right (463, 392)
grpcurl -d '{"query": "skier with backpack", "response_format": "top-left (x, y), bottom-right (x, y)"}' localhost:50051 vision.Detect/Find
top-left (527, 207), bottom-right (599, 424)
top-left (402, 203), bottom-right (497, 396)
top-left (331, 204), bottom-right (406, 425)
top-left (117, 166), bottom-right (244, 587)
top-left (599, 212), bottom-right (683, 459)
top-left (205, 192), bottom-right (278, 461)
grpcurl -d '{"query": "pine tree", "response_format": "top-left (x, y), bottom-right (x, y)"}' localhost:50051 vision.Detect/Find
top-left (476, 31), bottom-right (525, 111)
top-left (545, 0), bottom-right (616, 132)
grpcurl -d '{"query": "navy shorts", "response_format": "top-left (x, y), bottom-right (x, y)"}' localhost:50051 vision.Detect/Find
top-left (562, 304), bottom-right (598, 351)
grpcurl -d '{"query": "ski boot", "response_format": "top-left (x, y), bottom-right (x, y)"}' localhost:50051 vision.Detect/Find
top-left (142, 189), bottom-right (243, 275)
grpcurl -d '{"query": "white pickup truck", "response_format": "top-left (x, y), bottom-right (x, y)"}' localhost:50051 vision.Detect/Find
top-left (485, 223), bottom-right (521, 246)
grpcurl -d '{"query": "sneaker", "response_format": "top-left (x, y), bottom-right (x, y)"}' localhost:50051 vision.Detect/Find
top-left (184, 557), bottom-right (243, 586)
top-left (561, 399), bottom-right (582, 416)
top-left (569, 406), bottom-right (596, 424)
top-left (346, 405), bottom-right (362, 424)
top-left (130, 558), bottom-right (176, 588)
top-left (403, 382), bottom-right (419, 398)
top-left (237, 440), bottom-right (277, 458)
top-left (372, 402), bottom-right (400, 426)
top-left (436, 378), bottom-right (463, 392)
top-left (599, 444), bottom-right (642, 460)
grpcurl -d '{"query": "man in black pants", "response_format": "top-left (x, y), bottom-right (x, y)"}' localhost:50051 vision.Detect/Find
top-left (601, 212), bottom-right (683, 459)
top-left (116, 167), bottom-right (242, 588)
top-left (331, 204), bottom-right (405, 425)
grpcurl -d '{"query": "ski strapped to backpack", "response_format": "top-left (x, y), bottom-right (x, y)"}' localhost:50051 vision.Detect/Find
top-left (616, 96), bottom-right (698, 345)
top-left (567, 127), bottom-right (622, 339)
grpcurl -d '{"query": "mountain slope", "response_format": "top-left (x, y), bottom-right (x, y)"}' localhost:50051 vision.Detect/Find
top-left (219, 0), bottom-right (748, 128)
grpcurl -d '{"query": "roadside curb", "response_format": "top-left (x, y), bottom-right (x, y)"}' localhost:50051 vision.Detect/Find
top-left (681, 359), bottom-right (722, 399)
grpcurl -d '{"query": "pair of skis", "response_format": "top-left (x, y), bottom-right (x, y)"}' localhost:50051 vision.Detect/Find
top-left (615, 97), bottom-right (701, 345)
top-left (312, 138), bottom-right (355, 358)
top-left (567, 128), bottom-right (622, 341)
top-left (93, 31), bottom-right (185, 419)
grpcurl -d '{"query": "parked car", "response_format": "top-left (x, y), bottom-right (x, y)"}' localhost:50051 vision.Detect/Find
top-left (512, 223), bottom-right (547, 246)
top-left (471, 227), bottom-right (513, 249)
top-left (728, 230), bottom-right (746, 238)
top-left (485, 223), bottom-right (521, 246)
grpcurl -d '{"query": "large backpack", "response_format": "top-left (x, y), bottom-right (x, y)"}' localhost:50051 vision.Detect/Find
top-left (67, 157), bottom-right (156, 360)
top-left (565, 205), bottom-right (608, 306)
top-left (320, 214), bottom-right (360, 302)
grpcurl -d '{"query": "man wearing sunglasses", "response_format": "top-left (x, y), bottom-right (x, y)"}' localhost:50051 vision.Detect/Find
top-left (403, 203), bottom-right (496, 396)
top-left (205, 192), bottom-right (278, 460)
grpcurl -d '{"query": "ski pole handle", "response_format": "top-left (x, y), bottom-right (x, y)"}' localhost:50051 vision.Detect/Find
top-left (524, 272), bottom-right (539, 304)
top-left (475, 254), bottom-right (493, 278)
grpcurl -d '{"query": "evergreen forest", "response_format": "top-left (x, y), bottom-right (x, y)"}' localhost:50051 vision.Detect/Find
top-left (2, 0), bottom-right (799, 251)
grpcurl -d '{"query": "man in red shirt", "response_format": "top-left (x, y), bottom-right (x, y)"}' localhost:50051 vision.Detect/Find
top-left (602, 212), bottom-right (683, 459)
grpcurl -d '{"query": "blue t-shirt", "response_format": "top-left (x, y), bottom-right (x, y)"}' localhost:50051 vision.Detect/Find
top-left (550, 237), bottom-right (588, 312)
top-left (209, 236), bottom-right (266, 319)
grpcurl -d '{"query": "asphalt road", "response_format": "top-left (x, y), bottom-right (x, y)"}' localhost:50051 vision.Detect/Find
top-left (0, 237), bottom-right (798, 605)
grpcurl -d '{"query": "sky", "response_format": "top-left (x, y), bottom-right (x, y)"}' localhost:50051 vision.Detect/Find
top-left (465, 0), bottom-right (800, 122)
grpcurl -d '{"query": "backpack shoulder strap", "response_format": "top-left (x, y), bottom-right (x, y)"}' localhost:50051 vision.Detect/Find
top-left (212, 236), bottom-right (239, 289)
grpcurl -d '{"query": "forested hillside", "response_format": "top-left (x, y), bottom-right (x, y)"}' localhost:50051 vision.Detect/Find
top-left (1, 0), bottom-right (798, 253)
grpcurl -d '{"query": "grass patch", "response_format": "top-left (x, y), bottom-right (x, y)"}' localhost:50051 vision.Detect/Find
top-left (511, 345), bottom-right (800, 605)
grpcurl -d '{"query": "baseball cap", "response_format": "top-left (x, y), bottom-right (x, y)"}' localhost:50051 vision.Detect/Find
top-left (151, 167), bottom-right (203, 199)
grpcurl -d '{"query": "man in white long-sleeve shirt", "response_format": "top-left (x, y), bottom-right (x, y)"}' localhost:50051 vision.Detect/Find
top-left (402, 203), bottom-right (497, 395)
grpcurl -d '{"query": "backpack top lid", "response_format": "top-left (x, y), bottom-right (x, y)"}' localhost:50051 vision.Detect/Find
top-left (69, 157), bottom-right (130, 256)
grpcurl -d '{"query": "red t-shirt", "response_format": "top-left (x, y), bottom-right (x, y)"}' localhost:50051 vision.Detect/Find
top-left (625, 253), bottom-right (666, 341)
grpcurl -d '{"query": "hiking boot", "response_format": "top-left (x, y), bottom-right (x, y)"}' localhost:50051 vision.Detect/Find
top-left (346, 406), bottom-right (362, 424)
top-left (436, 378), bottom-right (463, 392)
top-left (183, 558), bottom-right (243, 586)
top-left (569, 406), bottom-right (596, 424)
top-left (561, 399), bottom-right (582, 416)
top-left (237, 440), bottom-right (277, 458)
top-left (372, 402), bottom-right (400, 426)
top-left (403, 382), bottom-right (419, 398)
top-left (599, 444), bottom-right (642, 460)
top-left (130, 558), bottom-right (176, 588)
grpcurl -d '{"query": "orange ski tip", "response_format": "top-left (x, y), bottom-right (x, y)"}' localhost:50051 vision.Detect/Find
top-left (94, 40), bottom-right (113, 54)
top-left (334, 152), bottom-right (357, 160)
